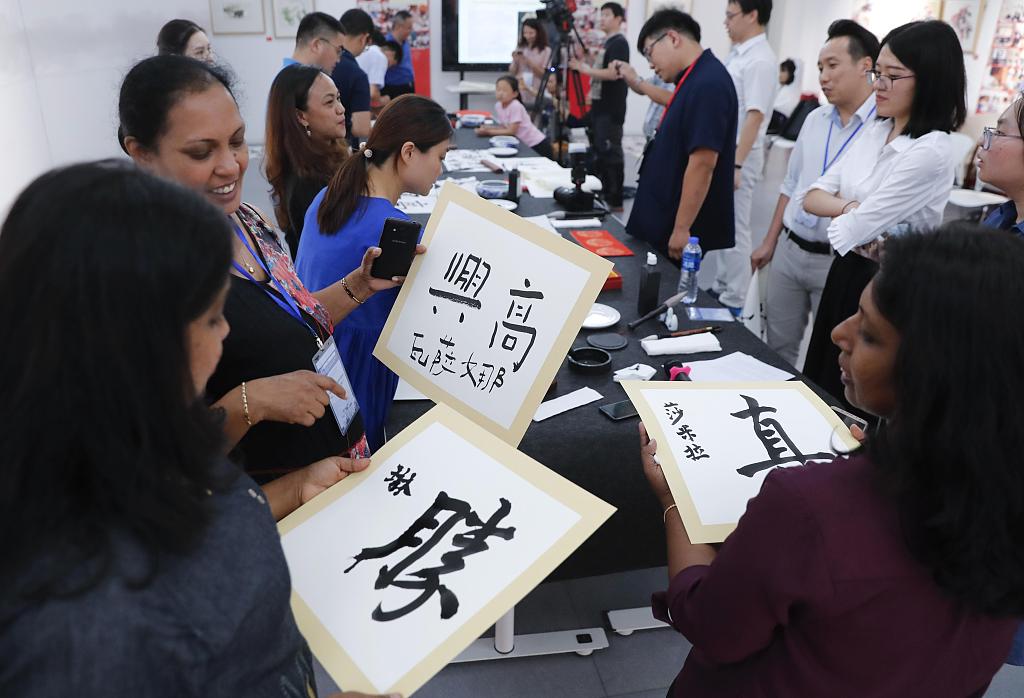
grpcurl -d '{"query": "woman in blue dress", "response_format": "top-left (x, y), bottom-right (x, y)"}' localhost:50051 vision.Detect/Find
top-left (296, 95), bottom-right (453, 450)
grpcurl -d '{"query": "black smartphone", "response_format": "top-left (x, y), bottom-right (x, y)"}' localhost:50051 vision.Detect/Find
top-left (598, 399), bottom-right (639, 421)
top-left (370, 217), bottom-right (421, 279)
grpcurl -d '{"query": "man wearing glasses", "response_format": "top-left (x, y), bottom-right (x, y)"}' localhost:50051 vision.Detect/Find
top-left (708, 0), bottom-right (778, 314)
top-left (751, 20), bottom-right (878, 366)
top-left (621, 10), bottom-right (737, 265)
top-left (284, 12), bottom-right (345, 74)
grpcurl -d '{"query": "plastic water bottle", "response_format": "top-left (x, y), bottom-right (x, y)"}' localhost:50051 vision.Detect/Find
top-left (678, 236), bottom-right (702, 304)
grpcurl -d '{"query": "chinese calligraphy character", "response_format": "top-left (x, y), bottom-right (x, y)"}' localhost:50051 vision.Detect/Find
top-left (489, 279), bottom-right (543, 372)
top-left (410, 333), bottom-right (429, 367)
top-left (344, 492), bottom-right (516, 622)
top-left (428, 252), bottom-right (492, 309)
top-left (683, 444), bottom-right (709, 461)
top-left (384, 465), bottom-right (416, 496)
top-left (731, 394), bottom-right (833, 477)
top-left (428, 336), bottom-right (458, 376)
top-left (676, 424), bottom-right (697, 441)
top-left (663, 402), bottom-right (685, 426)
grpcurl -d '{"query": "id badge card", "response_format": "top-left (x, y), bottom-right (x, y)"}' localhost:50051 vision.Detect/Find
top-left (312, 336), bottom-right (359, 436)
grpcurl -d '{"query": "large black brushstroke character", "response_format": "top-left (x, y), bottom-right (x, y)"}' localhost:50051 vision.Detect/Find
top-left (344, 492), bottom-right (516, 621)
top-left (731, 394), bottom-right (833, 477)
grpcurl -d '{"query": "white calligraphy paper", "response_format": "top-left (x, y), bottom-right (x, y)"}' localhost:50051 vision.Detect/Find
top-left (376, 181), bottom-right (611, 446)
top-left (622, 381), bottom-right (858, 543)
top-left (278, 405), bottom-right (614, 696)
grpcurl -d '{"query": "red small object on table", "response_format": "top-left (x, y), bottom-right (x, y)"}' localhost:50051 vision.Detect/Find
top-left (571, 230), bottom-right (635, 257)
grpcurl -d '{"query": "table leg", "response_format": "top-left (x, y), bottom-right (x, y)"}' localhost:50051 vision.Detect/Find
top-left (453, 604), bottom-right (609, 661)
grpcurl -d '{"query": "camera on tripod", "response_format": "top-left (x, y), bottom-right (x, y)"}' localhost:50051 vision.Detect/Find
top-left (537, 0), bottom-right (578, 30)
top-left (555, 143), bottom-right (595, 211)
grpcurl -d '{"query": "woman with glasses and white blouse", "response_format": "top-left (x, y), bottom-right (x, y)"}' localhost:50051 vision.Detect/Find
top-left (799, 20), bottom-right (965, 411)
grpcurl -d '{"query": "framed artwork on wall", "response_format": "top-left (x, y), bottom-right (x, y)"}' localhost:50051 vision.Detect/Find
top-left (273, 0), bottom-right (314, 38)
top-left (943, 0), bottom-right (986, 53)
top-left (209, 0), bottom-right (266, 35)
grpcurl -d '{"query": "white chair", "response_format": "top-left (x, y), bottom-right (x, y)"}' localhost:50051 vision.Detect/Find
top-left (948, 132), bottom-right (977, 187)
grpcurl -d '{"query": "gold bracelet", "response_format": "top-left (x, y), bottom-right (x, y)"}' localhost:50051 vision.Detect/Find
top-left (663, 503), bottom-right (679, 524)
top-left (241, 381), bottom-right (252, 426)
top-left (340, 276), bottom-right (364, 305)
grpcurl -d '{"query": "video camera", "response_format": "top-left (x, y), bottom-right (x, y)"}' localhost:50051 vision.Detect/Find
top-left (537, 0), bottom-right (577, 33)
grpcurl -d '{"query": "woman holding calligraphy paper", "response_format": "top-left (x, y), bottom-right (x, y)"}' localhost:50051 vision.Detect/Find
top-left (296, 95), bottom-right (453, 451)
top-left (0, 162), bottom-right (392, 698)
top-left (799, 20), bottom-right (963, 411)
top-left (638, 225), bottom-right (1024, 695)
top-left (119, 56), bottom-right (420, 515)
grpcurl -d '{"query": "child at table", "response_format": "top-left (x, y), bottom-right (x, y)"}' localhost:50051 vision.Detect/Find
top-left (475, 75), bottom-right (553, 160)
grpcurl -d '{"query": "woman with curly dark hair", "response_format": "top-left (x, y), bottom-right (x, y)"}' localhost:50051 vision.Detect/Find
top-left (641, 224), bottom-right (1024, 695)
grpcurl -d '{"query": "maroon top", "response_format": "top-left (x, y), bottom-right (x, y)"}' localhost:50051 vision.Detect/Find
top-left (653, 454), bottom-right (1018, 697)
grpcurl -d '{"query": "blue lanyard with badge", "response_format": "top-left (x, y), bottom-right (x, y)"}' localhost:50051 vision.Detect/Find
top-left (232, 224), bottom-right (360, 436)
top-left (794, 106), bottom-right (876, 230)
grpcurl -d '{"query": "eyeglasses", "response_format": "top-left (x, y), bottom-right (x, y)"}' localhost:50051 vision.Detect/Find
top-left (724, 10), bottom-right (742, 21)
top-left (866, 70), bottom-right (915, 90)
top-left (642, 33), bottom-right (668, 59)
top-left (982, 126), bottom-right (1024, 151)
top-left (320, 38), bottom-right (345, 57)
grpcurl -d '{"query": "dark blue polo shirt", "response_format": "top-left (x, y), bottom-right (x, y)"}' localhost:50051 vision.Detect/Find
top-left (330, 49), bottom-right (371, 147)
top-left (983, 200), bottom-right (1024, 238)
top-left (385, 33), bottom-right (415, 85)
top-left (627, 50), bottom-right (738, 257)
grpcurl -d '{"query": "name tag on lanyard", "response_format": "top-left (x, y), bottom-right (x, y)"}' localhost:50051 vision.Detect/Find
top-left (312, 336), bottom-right (360, 436)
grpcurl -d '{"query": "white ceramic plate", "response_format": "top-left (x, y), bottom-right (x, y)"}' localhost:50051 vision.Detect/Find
top-left (490, 136), bottom-right (520, 148)
top-left (489, 146), bottom-right (519, 157)
top-left (582, 303), bottom-right (621, 329)
top-left (489, 199), bottom-right (518, 211)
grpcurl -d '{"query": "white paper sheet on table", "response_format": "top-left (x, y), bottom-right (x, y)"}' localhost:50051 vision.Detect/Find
top-left (682, 352), bottom-right (795, 382)
top-left (523, 171), bottom-right (602, 199)
top-left (551, 218), bottom-right (602, 229)
top-left (397, 178), bottom-right (480, 214)
top-left (533, 387), bottom-right (602, 422)
top-left (641, 334), bottom-right (722, 356)
top-left (394, 379), bottom-right (430, 401)
top-left (522, 215), bottom-right (561, 235)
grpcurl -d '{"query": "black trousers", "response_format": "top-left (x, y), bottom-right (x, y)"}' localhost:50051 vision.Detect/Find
top-left (588, 112), bottom-right (625, 207)
top-left (802, 251), bottom-right (878, 413)
top-left (532, 138), bottom-right (554, 160)
top-left (381, 83), bottom-right (415, 99)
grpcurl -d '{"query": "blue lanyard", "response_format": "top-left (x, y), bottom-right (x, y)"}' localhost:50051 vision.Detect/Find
top-left (822, 106), bottom-right (876, 175)
top-left (231, 224), bottom-right (323, 347)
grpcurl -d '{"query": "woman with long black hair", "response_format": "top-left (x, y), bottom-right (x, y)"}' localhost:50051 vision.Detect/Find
top-left (641, 224), bottom-right (1024, 695)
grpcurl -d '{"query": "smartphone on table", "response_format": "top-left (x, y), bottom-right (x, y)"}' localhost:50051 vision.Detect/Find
top-left (370, 217), bottom-right (421, 279)
top-left (598, 399), bottom-right (639, 421)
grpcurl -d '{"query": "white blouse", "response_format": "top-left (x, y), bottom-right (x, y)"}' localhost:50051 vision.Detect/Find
top-left (807, 118), bottom-right (954, 256)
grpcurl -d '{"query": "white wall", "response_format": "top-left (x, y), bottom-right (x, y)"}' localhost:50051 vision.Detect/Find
top-left (1, 0), bottom-right (1006, 216)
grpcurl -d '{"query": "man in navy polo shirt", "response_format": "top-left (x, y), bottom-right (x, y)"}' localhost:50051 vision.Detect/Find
top-left (619, 9), bottom-right (737, 264)
top-left (331, 8), bottom-right (374, 146)
top-left (383, 10), bottom-right (416, 99)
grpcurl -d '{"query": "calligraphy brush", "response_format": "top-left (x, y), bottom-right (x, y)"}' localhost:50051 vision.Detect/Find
top-left (656, 325), bottom-right (722, 339)
top-left (627, 291), bottom-right (686, 331)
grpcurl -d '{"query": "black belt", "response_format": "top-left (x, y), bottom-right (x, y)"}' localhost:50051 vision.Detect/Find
top-left (784, 227), bottom-right (832, 255)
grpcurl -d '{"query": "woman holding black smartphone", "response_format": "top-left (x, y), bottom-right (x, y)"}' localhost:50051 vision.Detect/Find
top-left (296, 95), bottom-right (453, 451)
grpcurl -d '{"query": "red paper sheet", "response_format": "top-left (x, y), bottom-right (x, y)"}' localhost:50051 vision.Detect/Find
top-left (570, 229), bottom-right (635, 257)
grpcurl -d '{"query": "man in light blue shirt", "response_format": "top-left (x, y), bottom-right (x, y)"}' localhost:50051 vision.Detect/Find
top-left (750, 19), bottom-right (879, 366)
top-left (282, 12), bottom-right (344, 74)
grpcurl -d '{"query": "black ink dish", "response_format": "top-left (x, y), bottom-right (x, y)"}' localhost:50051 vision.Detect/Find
top-left (567, 347), bottom-right (612, 374)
